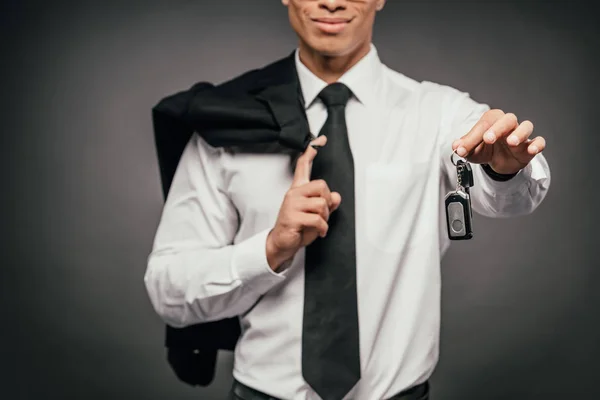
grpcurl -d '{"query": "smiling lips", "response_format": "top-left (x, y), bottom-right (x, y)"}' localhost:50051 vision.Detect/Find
top-left (312, 17), bottom-right (352, 34)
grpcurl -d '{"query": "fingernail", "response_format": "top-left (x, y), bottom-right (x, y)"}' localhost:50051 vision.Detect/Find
top-left (508, 135), bottom-right (519, 145)
top-left (530, 145), bottom-right (539, 154)
top-left (457, 147), bottom-right (467, 157)
top-left (485, 131), bottom-right (496, 143)
top-left (452, 139), bottom-right (461, 149)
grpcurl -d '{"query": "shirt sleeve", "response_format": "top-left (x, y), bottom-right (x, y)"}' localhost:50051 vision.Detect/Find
top-left (144, 133), bottom-right (287, 328)
top-left (439, 89), bottom-right (551, 218)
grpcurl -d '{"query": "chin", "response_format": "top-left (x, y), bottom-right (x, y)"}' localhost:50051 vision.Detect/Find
top-left (307, 37), bottom-right (355, 58)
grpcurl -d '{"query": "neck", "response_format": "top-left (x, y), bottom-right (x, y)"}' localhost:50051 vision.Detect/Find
top-left (298, 40), bottom-right (371, 84)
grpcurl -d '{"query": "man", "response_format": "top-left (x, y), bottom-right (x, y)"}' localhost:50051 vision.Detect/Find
top-left (144, 0), bottom-right (551, 399)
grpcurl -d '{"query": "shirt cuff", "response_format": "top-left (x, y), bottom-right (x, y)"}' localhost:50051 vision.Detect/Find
top-left (481, 163), bottom-right (518, 181)
top-left (231, 228), bottom-right (288, 294)
top-left (477, 162), bottom-right (532, 196)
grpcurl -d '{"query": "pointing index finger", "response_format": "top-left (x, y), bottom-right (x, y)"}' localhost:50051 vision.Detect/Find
top-left (291, 135), bottom-right (327, 188)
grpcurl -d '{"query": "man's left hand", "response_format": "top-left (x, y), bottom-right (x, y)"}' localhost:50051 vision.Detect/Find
top-left (452, 109), bottom-right (546, 175)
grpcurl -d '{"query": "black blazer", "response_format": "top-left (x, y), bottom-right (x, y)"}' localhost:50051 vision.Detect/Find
top-left (151, 52), bottom-right (311, 386)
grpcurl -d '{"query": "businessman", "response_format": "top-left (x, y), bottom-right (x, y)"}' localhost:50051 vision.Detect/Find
top-left (144, 0), bottom-right (551, 399)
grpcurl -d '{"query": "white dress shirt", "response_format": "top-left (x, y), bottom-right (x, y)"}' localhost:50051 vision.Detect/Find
top-left (144, 44), bottom-right (551, 400)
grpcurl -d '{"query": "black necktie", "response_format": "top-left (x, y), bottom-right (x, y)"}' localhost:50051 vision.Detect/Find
top-left (302, 82), bottom-right (360, 400)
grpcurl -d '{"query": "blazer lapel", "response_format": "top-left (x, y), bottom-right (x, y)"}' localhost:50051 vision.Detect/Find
top-left (255, 83), bottom-right (312, 151)
top-left (254, 53), bottom-right (313, 152)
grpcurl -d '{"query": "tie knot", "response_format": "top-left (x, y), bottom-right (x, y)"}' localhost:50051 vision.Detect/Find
top-left (318, 82), bottom-right (352, 108)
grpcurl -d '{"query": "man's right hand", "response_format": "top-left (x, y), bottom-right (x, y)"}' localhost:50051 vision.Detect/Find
top-left (266, 135), bottom-right (342, 271)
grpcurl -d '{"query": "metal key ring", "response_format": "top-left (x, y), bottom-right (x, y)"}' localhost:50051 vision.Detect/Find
top-left (450, 149), bottom-right (466, 166)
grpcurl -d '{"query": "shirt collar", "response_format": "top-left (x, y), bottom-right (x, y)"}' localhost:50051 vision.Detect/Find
top-left (295, 43), bottom-right (382, 109)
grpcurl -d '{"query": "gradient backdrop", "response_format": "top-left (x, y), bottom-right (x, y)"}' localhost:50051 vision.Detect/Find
top-left (1, 0), bottom-right (598, 399)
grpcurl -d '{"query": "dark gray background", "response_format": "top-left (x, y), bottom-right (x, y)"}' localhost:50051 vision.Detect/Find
top-left (1, 0), bottom-right (597, 399)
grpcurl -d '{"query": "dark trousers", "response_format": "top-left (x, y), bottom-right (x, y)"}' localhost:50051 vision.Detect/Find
top-left (229, 378), bottom-right (430, 400)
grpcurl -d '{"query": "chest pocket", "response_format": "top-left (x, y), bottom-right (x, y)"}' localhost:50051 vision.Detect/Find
top-left (364, 161), bottom-right (432, 253)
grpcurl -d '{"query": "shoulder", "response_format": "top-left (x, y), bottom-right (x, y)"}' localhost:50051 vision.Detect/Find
top-left (381, 65), bottom-right (485, 113)
top-left (160, 51), bottom-right (295, 97)
top-left (153, 52), bottom-right (295, 112)
top-left (382, 65), bottom-right (470, 100)
top-left (215, 52), bottom-right (296, 94)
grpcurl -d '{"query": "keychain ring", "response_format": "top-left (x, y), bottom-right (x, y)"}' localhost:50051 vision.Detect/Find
top-left (450, 149), bottom-right (466, 166)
